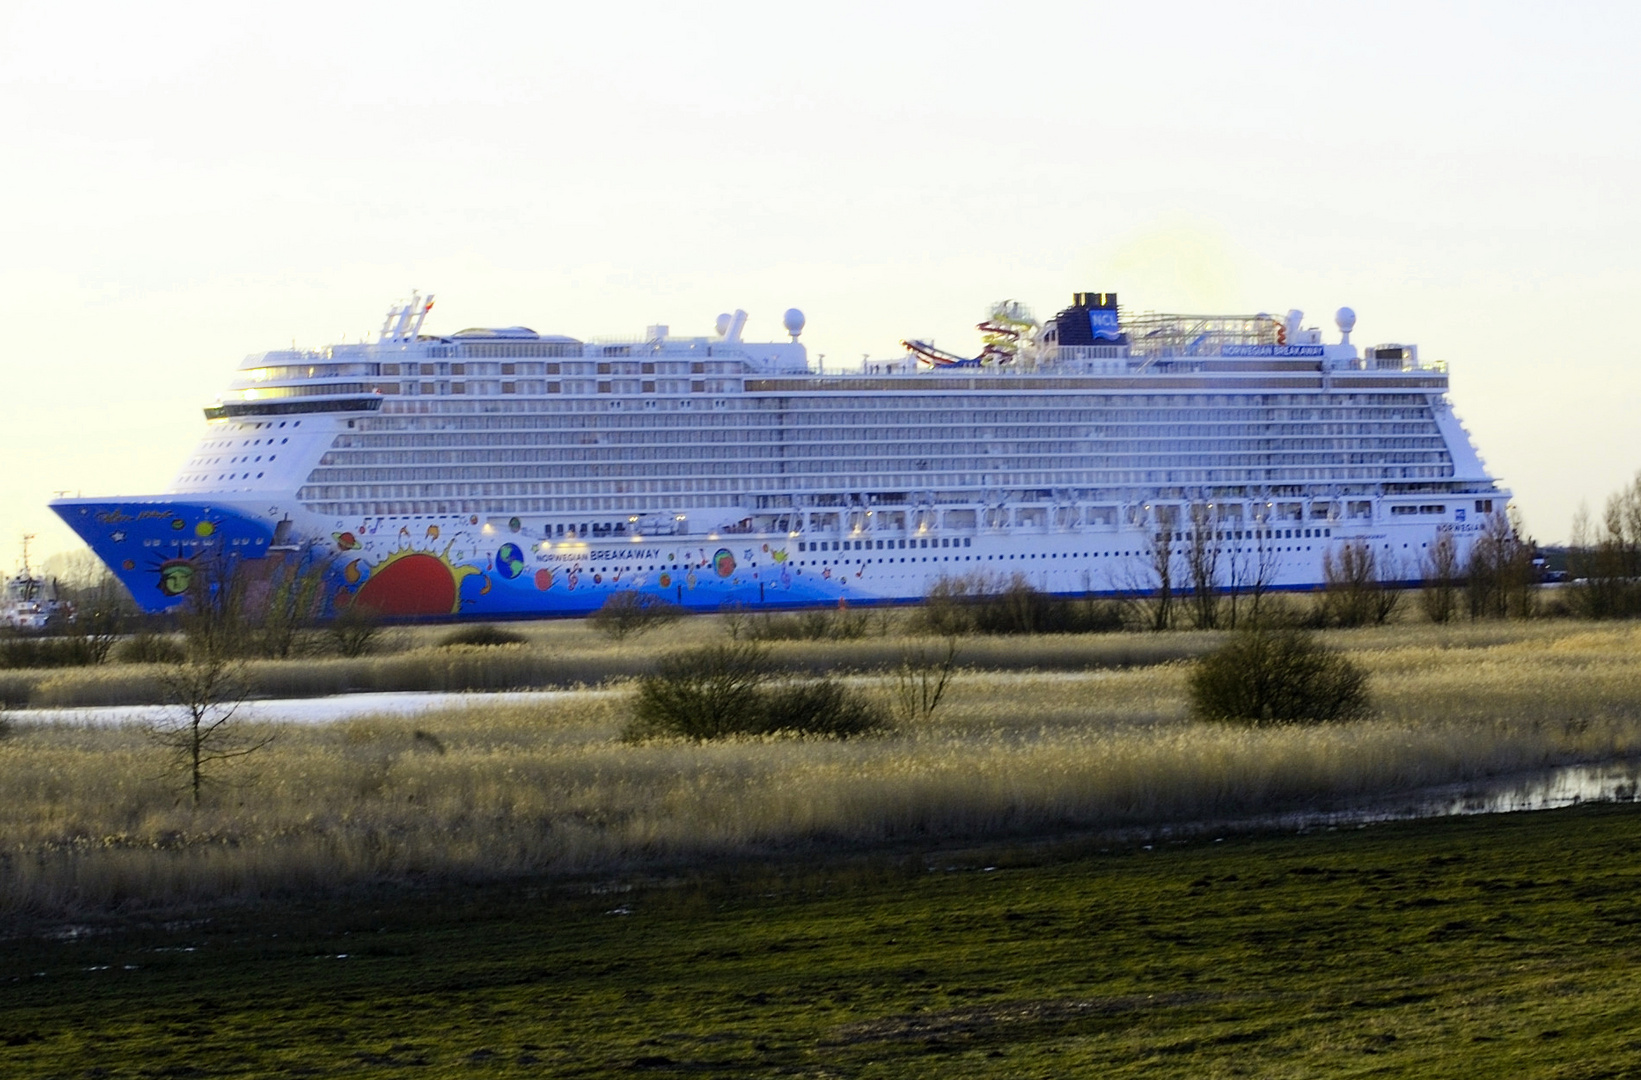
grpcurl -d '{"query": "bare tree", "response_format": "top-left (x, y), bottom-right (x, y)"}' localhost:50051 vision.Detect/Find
top-left (719, 602), bottom-right (751, 642)
top-left (1418, 531), bottom-right (1461, 624)
top-left (254, 550), bottom-right (333, 659)
top-left (1182, 502), bottom-right (1224, 630)
top-left (1317, 539), bottom-right (1402, 627)
top-left (891, 636), bottom-right (959, 725)
top-left (1319, 539), bottom-right (1377, 628)
top-left (1225, 518), bottom-right (1283, 628)
top-left (1138, 508), bottom-right (1178, 632)
top-left (1373, 546), bottom-right (1405, 624)
top-left (1569, 478), bottom-right (1641, 618)
top-left (148, 558), bottom-right (272, 805)
top-left (151, 652), bottom-right (270, 806)
top-left (76, 570), bottom-right (134, 664)
top-left (1466, 509), bottom-right (1538, 620)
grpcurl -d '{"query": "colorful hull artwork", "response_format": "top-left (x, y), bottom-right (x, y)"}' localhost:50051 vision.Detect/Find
top-left (52, 499), bottom-right (854, 618)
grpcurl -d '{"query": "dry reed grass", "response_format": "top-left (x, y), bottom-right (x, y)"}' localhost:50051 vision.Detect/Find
top-left (4, 631), bottom-right (1221, 709)
top-left (4, 621), bottom-right (1640, 917)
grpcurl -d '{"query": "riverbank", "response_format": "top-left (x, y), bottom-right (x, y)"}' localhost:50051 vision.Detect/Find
top-left (5, 802), bottom-right (1641, 1077)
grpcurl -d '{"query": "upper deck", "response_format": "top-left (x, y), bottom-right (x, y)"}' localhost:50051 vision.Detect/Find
top-left (206, 292), bottom-right (1448, 421)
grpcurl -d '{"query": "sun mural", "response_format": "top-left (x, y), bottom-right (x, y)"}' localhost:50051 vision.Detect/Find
top-left (338, 543), bottom-right (483, 617)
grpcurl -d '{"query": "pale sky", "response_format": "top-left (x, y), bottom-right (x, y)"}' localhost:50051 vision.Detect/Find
top-left (4, 0), bottom-right (1639, 568)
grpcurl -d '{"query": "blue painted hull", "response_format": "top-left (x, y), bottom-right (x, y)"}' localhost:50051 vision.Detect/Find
top-left (51, 498), bottom-right (859, 617)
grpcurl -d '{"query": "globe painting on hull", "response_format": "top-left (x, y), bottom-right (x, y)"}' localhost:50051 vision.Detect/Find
top-left (51, 290), bottom-right (1509, 619)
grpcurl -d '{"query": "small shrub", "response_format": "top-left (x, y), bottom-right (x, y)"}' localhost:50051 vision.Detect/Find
top-left (114, 633), bottom-right (188, 665)
top-left (627, 641), bottom-right (769, 740)
top-left (625, 641), bottom-right (883, 740)
top-left (1188, 627), bottom-right (1369, 725)
top-left (436, 624), bottom-right (528, 648)
top-left (328, 604), bottom-right (382, 657)
top-left (762, 679), bottom-right (886, 737)
top-left (590, 591), bottom-right (684, 642)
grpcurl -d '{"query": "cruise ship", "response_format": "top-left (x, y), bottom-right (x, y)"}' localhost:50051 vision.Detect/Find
top-left (51, 291), bottom-right (1506, 617)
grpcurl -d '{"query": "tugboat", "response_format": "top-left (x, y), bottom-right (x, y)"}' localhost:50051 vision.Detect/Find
top-left (2, 536), bottom-right (73, 631)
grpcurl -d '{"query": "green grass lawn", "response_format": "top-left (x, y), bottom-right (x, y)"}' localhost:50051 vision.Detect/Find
top-left (7, 803), bottom-right (1641, 1078)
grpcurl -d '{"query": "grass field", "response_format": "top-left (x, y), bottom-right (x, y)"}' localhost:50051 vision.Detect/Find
top-left (5, 803), bottom-right (1641, 1078)
top-left (4, 621), bottom-right (1640, 918)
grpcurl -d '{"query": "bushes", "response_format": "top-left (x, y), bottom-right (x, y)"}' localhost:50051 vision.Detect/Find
top-left (625, 641), bottom-right (886, 741)
top-left (761, 679), bottom-right (887, 738)
top-left (1188, 627), bottom-right (1369, 725)
top-left (911, 574), bottom-right (1126, 636)
top-left (327, 604), bottom-right (382, 658)
top-left (589, 591), bottom-right (684, 642)
top-left (436, 624), bottom-right (528, 648)
top-left (742, 606), bottom-right (874, 642)
top-left (113, 633), bottom-right (188, 665)
top-left (0, 635), bottom-right (99, 670)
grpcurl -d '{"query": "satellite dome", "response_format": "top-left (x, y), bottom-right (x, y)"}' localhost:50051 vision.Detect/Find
top-left (783, 308), bottom-right (806, 339)
top-left (715, 313), bottom-right (732, 337)
top-left (1335, 307), bottom-right (1357, 333)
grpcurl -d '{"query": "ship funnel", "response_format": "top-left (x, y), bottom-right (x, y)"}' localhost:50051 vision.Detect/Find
top-left (725, 309), bottom-right (748, 344)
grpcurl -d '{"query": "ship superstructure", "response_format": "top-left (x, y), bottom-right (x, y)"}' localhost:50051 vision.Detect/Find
top-left (52, 291), bottom-right (1507, 617)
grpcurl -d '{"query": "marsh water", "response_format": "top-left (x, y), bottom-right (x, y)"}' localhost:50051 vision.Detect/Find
top-left (2, 689), bottom-right (611, 728)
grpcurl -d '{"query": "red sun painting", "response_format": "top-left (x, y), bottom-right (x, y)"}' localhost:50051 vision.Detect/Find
top-left (345, 550), bottom-right (481, 616)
